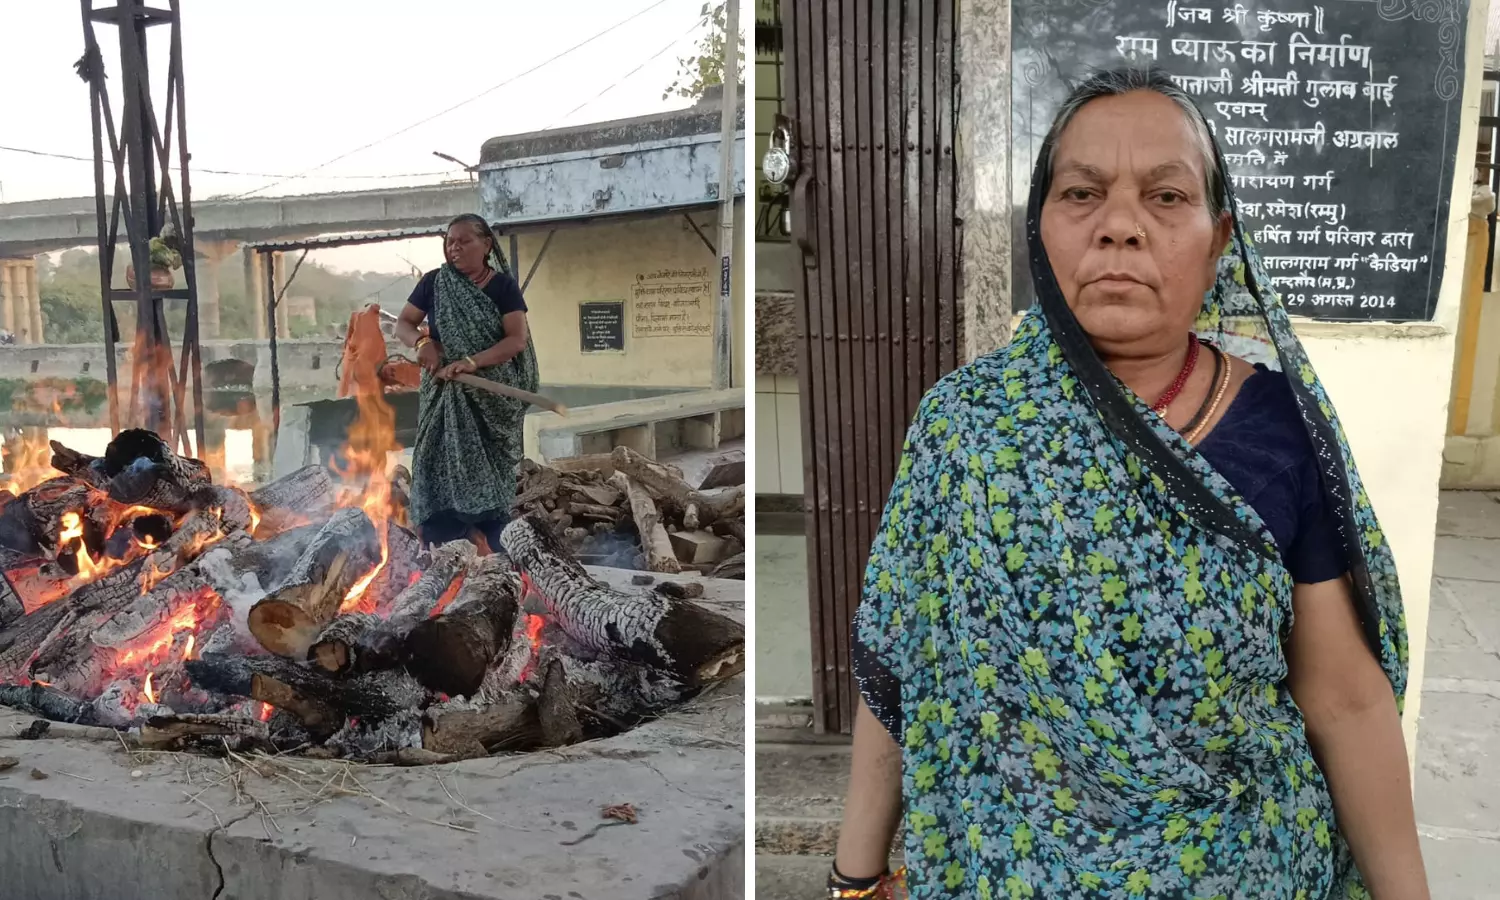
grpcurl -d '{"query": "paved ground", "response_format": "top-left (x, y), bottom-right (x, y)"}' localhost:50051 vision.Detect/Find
top-left (756, 491), bottom-right (1500, 898)
top-left (1414, 489), bottom-right (1500, 899)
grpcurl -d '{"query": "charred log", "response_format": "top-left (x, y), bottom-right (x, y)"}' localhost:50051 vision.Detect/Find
top-left (0, 682), bottom-right (92, 724)
top-left (0, 600), bottom-right (73, 679)
top-left (610, 472), bottom-right (679, 574)
top-left (365, 521), bottom-right (423, 614)
top-left (403, 555), bottom-right (520, 697)
top-left (247, 465), bottom-right (337, 536)
top-left (185, 654), bottom-right (422, 740)
top-left (421, 693), bottom-right (538, 758)
top-left (104, 430), bottom-right (212, 512)
top-left (48, 440), bottom-right (109, 488)
top-left (501, 517), bottom-right (745, 686)
top-left (246, 509), bottom-right (381, 659)
top-left (0, 480), bottom-right (92, 556)
top-left (308, 541), bottom-right (473, 676)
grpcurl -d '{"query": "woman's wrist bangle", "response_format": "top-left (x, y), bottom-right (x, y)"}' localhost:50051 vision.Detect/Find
top-left (414, 335), bottom-right (431, 351)
top-left (465, 356), bottom-right (477, 368)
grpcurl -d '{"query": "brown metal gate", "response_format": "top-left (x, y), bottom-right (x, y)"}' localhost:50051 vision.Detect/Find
top-left (783, 0), bottom-right (961, 734)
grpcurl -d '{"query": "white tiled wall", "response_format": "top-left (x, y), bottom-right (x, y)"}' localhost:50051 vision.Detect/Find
top-left (754, 374), bottom-right (804, 495)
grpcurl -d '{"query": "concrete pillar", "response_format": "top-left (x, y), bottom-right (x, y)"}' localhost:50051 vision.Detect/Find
top-left (25, 261), bottom-right (43, 345)
top-left (272, 251), bottom-right (291, 340)
top-left (0, 262), bottom-right (17, 337)
top-left (957, 0), bottom-right (1012, 361)
top-left (194, 239), bottom-right (240, 341)
top-left (244, 248), bottom-right (267, 340)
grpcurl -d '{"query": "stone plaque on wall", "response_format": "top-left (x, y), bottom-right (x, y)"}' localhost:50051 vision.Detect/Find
top-left (579, 300), bottom-right (626, 352)
top-left (631, 267), bottom-right (713, 338)
top-left (1011, 0), bottom-right (1470, 322)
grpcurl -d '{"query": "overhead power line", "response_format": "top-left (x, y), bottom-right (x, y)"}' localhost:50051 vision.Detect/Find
top-left (229, 0), bottom-right (677, 200)
top-left (544, 13), bottom-right (709, 130)
top-left (0, 144), bottom-right (452, 181)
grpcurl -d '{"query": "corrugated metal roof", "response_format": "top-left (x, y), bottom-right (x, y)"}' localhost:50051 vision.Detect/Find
top-left (240, 225), bottom-right (446, 252)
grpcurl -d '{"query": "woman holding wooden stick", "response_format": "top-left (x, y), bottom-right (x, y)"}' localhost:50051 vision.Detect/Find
top-left (394, 214), bottom-right (541, 551)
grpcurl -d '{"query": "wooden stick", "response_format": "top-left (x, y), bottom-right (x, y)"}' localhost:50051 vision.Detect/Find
top-left (452, 374), bottom-right (568, 416)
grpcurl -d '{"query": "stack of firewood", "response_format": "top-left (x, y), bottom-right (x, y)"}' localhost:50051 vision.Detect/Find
top-left (513, 447), bottom-right (745, 579)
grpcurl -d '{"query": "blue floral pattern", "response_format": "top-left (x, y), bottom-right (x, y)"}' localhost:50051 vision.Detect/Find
top-left (856, 219), bottom-right (1407, 898)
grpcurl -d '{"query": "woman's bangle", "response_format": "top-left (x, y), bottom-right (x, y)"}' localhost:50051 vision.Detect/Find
top-left (414, 335), bottom-right (432, 351)
top-left (465, 356), bottom-right (477, 368)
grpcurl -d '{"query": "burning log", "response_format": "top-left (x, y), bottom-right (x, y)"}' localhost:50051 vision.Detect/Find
top-left (421, 693), bottom-right (538, 758)
top-left (247, 464), bottom-right (337, 535)
top-left (404, 555), bottom-right (521, 697)
top-left (308, 540), bottom-right (474, 676)
top-left (364, 521), bottom-right (423, 614)
top-left (611, 472), bottom-right (679, 574)
top-left (188, 484), bottom-right (254, 534)
top-left (0, 480), bottom-right (92, 556)
top-left (185, 654), bottom-right (423, 740)
top-left (500, 517), bottom-right (745, 686)
top-left (0, 600), bottom-right (72, 679)
top-left (48, 440), bottom-right (109, 488)
top-left (246, 508), bottom-right (382, 659)
top-left (103, 429), bottom-right (212, 512)
top-left (138, 712), bottom-right (270, 750)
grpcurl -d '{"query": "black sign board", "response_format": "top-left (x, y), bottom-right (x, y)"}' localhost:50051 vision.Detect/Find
top-left (1012, 0), bottom-right (1470, 322)
top-left (579, 301), bottom-right (626, 352)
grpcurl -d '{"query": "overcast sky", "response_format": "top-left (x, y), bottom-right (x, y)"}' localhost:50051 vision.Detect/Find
top-left (1, 0), bottom-right (720, 273)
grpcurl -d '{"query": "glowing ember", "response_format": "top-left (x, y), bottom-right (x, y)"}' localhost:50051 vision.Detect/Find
top-left (516, 613), bottom-right (548, 684)
top-left (139, 556), bottom-right (175, 594)
top-left (141, 672), bottom-right (156, 705)
top-left (183, 634), bottom-right (195, 660)
top-left (115, 590), bottom-right (217, 668)
top-left (256, 702), bottom-right (273, 722)
top-left (248, 503), bottom-right (262, 536)
top-left (429, 574), bottom-right (467, 619)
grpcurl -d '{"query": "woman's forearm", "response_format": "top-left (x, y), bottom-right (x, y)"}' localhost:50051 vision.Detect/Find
top-left (394, 319), bottom-right (424, 348)
top-left (834, 699), bottom-right (904, 880)
top-left (1307, 700), bottom-right (1429, 899)
top-left (472, 336), bottom-right (526, 368)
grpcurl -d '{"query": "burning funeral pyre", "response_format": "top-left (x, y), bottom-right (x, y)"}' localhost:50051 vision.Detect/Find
top-left (0, 430), bottom-right (745, 762)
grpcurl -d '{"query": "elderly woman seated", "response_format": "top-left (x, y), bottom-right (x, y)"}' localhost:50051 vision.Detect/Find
top-left (828, 67), bottom-right (1429, 899)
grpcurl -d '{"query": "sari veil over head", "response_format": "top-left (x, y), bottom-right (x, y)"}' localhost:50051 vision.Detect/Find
top-left (856, 70), bottom-right (1406, 898)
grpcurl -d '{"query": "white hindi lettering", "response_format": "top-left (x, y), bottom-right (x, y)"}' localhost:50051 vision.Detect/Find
top-left (1256, 8), bottom-right (1312, 31)
top-left (1380, 231), bottom-right (1415, 250)
top-left (1261, 255), bottom-right (1333, 271)
top-left (1169, 69), bottom-right (1236, 95)
top-left (1254, 224), bottom-right (1294, 244)
top-left (1332, 130), bottom-right (1399, 150)
top-left (1325, 225), bottom-right (1377, 247)
top-left (1361, 76), bottom-right (1398, 106)
top-left (1223, 123), bottom-right (1325, 150)
top-left (1115, 35), bottom-right (1160, 60)
top-left (1241, 70), bottom-right (1299, 99)
top-left (1303, 79), bottom-right (1358, 107)
top-left (1171, 37), bottom-right (1238, 63)
top-left (1332, 255), bottom-right (1361, 271)
top-left (1164, 1), bottom-right (1214, 25)
top-left (1233, 174), bottom-right (1297, 190)
top-left (1364, 253), bottom-right (1428, 273)
top-left (1223, 148), bottom-right (1267, 166)
top-left (1240, 41), bottom-right (1277, 64)
top-left (1302, 171), bottom-right (1336, 191)
top-left (1223, 3), bottom-right (1249, 25)
top-left (1213, 100), bottom-right (1270, 120)
top-left (1287, 32), bottom-right (1372, 68)
top-left (1274, 152), bottom-right (1289, 165)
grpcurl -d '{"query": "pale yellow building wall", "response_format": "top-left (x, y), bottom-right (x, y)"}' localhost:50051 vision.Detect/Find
top-left (509, 202), bottom-right (745, 390)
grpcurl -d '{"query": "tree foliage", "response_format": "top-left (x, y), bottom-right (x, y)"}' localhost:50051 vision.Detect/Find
top-left (662, 2), bottom-right (746, 102)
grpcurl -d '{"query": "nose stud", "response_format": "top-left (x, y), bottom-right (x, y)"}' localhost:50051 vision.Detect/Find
top-left (1134, 223), bottom-right (1147, 239)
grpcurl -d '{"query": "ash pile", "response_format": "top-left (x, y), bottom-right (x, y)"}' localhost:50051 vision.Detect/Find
top-left (0, 430), bottom-right (745, 763)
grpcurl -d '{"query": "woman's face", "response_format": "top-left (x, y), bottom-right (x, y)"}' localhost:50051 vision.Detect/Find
top-left (1039, 91), bottom-right (1232, 355)
top-left (445, 222), bottom-right (491, 272)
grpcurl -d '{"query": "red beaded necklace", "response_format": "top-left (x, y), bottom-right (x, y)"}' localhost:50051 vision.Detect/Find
top-left (1150, 334), bottom-right (1200, 413)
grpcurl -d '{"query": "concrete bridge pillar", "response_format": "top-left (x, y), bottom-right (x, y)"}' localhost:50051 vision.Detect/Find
top-left (194, 239), bottom-right (239, 340)
top-left (243, 247), bottom-right (266, 340)
top-left (0, 258), bottom-right (43, 344)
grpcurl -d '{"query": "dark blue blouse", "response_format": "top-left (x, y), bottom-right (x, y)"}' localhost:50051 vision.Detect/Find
top-left (1196, 365), bottom-right (1345, 585)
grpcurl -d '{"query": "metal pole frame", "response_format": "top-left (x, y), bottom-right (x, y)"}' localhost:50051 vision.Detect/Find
top-left (713, 0), bottom-right (741, 391)
top-left (80, 0), bottom-right (205, 453)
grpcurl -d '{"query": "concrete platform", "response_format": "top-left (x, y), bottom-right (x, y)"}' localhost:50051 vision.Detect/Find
top-left (0, 568), bottom-right (746, 900)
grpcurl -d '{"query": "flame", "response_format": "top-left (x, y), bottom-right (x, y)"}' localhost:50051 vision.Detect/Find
top-left (137, 535), bottom-right (159, 551)
top-left (516, 613), bottom-right (548, 684)
top-left (334, 348), bottom-right (399, 614)
top-left (139, 556), bottom-right (175, 593)
top-left (182, 634), bottom-right (195, 660)
top-left (58, 511), bottom-right (104, 581)
top-left (141, 672), bottom-right (156, 705)
top-left (1, 429), bottom-right (60, 496)
top-left (248, 503), bottom-right (262, 536)
top-left (256, 702), bottom-right (273, 722)
top-left (115, 589), bottom-right (217, 668)
top-left (428, 574), bottom-right (466, 619)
